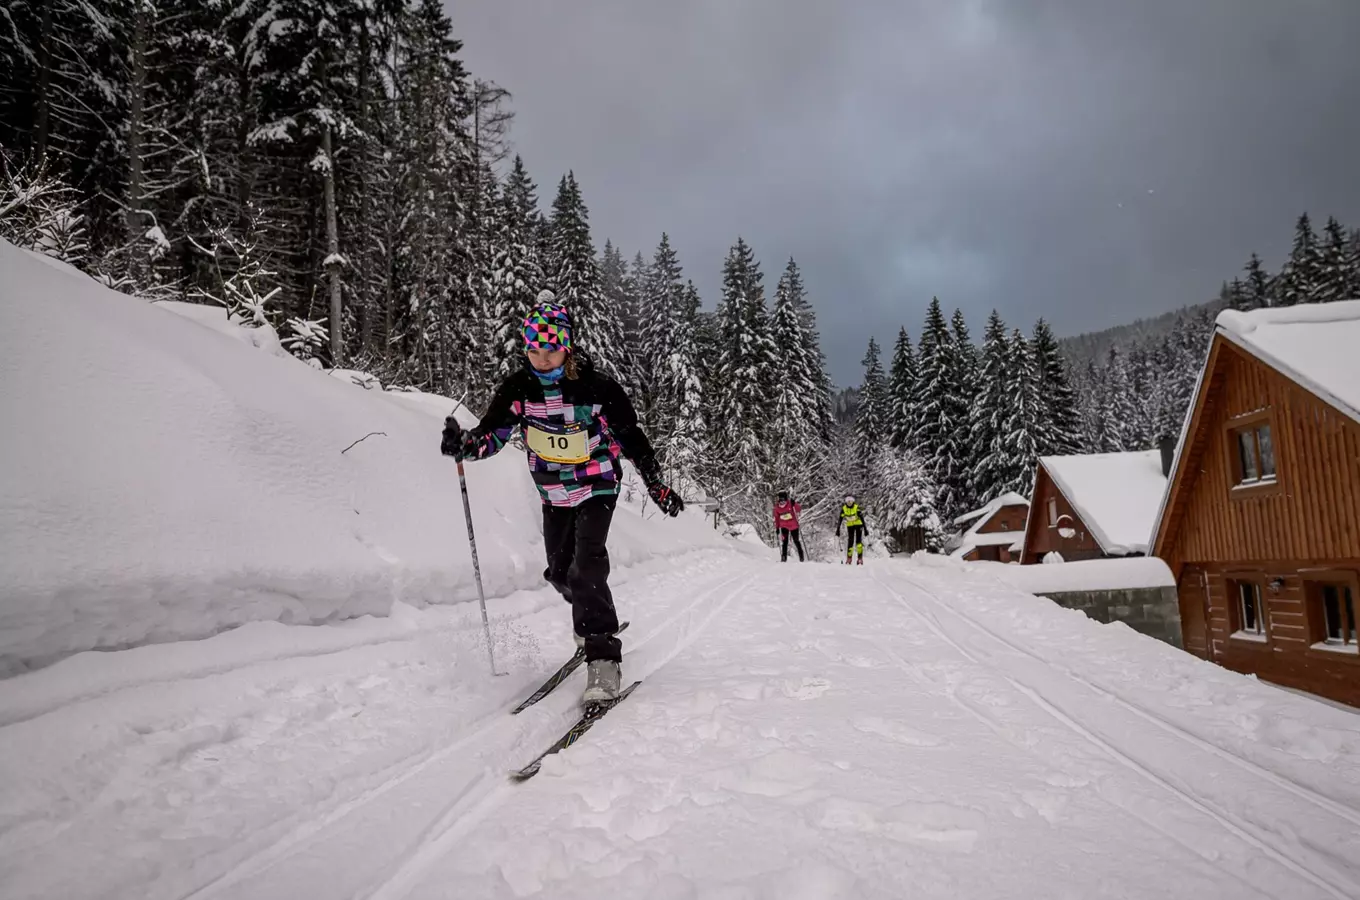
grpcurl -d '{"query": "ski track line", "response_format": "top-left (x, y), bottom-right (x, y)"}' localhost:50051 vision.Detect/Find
top-left (185, 567), bottom-right (757, 900)
top-left (351, 569), bottom-right (761, 900)
top-left (177, 696), bottom-right (524, 900)
top-left (873, 570), bottom-right (1355, 900)
top-left (912, 567), bottom-right (1360, 831)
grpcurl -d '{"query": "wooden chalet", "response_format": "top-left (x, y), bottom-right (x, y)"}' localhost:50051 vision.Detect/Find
top-left (1150, 300), bottom-right (1360, 708)
top-left (1019, 450), bottom-right (1169, 565)
top-left (951, 492), bottom-right (1029, 563)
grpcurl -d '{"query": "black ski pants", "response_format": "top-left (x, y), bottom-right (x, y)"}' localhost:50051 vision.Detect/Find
top-left (542, 494), bottom-right (621, 662)
top-left (844, 524), bottom-right (865, 558)
top-left (779, 527), bottom-right (805, 562)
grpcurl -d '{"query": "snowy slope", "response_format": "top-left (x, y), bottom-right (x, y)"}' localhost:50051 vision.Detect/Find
top-left (1, 554), bottom-right (1358, 900)
top-left (0, 239), bottom-right (740, 673)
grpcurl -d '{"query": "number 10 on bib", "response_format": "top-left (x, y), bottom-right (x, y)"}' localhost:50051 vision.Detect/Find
top-left (526, 424), bottom-right (591, 464)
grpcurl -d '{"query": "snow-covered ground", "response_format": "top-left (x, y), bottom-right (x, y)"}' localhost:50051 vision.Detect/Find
top-left (3, 555), bottom-right (1360, 900)
top-left (4, 242), bottom-right (1360, 899)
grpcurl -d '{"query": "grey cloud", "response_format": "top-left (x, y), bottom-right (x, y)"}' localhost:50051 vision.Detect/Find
top-left (450, 0), bottom-right (1360, 386)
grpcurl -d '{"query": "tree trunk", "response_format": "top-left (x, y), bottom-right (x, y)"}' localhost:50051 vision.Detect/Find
top-left (125, 4), bottom-right (148, 239)
top-left (321, 125), bottom-right (343, 366)
top-left (34, 0), bottom-right (53, 160)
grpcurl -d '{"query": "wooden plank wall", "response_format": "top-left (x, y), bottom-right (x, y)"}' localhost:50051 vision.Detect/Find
top-left (1164, 340), bottom-right (1360, 706)
top-left (1172, 345), bottom-right (1360, 565)
top-left (1021, 466), bottom-right (1106, 563)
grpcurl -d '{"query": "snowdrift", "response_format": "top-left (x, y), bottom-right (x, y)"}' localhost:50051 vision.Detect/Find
top-left (0, 239), bottom-right (733, 673)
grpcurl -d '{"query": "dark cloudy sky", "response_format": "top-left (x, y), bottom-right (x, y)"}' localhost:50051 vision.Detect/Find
top-left (449, 0), bottom-right (1360, 387)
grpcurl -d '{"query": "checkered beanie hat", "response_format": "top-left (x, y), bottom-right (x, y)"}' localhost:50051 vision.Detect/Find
top-left (523, 293), bottom-right (572, 351)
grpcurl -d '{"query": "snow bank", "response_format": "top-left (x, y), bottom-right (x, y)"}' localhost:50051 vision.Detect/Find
top-left (0, 239), bottom-right (731, 673)
top-left (1040, 450), bottom-right (1165, 555)
top-left (154, 299), bottom-right (291, 358)
top-left (970, 556), bottom-right (1176, 592)
top-left (1216, 298), bottom-right (1360, 423)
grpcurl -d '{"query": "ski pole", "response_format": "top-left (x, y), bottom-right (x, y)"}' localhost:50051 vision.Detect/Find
top-left (456, 455), bottom-right (502, 676)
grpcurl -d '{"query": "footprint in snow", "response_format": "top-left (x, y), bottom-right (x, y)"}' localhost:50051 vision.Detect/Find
top-left (781, 676), bottom-right (832, 700)
top-left (815, 797), bottom-right (983, 853)
top-left (852, 716), bottom-right (943, 747)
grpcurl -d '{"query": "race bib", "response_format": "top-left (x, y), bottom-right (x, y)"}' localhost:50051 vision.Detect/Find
top-left (779, 512), bottom-right (794, 521)
top-left (525, 423), bottom-right (590, 464)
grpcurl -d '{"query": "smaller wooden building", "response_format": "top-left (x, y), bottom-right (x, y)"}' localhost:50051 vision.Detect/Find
top-left (952, 492), bottom-right (1029, 562)
top-left (1150, 300), bottom-right (1360, 708)
top-left (1019, 450), bottom-right (1169, 565)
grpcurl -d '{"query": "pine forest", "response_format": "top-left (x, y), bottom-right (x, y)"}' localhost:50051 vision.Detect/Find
top-left (3, 1), bottom-right (1359, 556)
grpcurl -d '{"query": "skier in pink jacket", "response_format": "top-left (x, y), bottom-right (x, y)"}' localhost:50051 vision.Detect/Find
top-left (773, 490), bottom-right (805, 562)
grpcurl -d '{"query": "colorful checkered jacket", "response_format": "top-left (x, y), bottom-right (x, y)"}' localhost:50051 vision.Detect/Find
top-left (464, 352), bottom-right (661, 507)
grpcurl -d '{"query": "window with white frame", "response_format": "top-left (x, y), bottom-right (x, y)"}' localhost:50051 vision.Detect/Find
top-left (1231, 579), bottom-right (1267, 640)
top-left (1318, 582), bottom-right (1357, 649)
top-left (1047, 497), bottom-right (1058, 526)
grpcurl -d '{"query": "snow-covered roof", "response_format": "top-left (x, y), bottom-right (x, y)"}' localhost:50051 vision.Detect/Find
top-left (951, 492), bottom-right (1029, 558)
top-left (1040, 450), bottom-right (1166, 556)
top-left (951, 530), bottom-right (1026, 558)
top-left (953, 491), bottom-right (1029, 527)
top-left (1215, 299), bottom-right (1360, 425)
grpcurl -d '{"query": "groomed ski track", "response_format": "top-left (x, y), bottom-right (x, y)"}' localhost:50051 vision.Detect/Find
top-left (3, 551), bottom-right (1358, 900)
top-left (178, 557), bottom-right (759, 900)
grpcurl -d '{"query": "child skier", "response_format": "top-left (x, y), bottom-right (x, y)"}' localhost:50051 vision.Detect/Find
top-left (773, 490), bottom-right (805, 562)
top-left (440, 292), bottom-right (684, 703)
top-left (836, 494), bottom-right (867, 565)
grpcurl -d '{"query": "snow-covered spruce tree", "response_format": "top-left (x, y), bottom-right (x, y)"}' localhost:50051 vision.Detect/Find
top-left (1030, 318), bottom-right (1082, 457)
top-left (854, 337), bottom-right (889, 463)
top-left (948, 308), bottom-right (981, 510)
top-left (599, 239), bottom-right (631, 383)
top-left (623, 250), bottom-right (650, 398)
top-left (911, 299), bottom-right (974, 518)
top-left (1124, 344), bottom-right (1160, 450)
top-left (1318, 216), bottom-right (1354, 305)
top-left (911, 297), bottom-right (963, 516)
top-left (1243, 253), bottom-right (1272, 311)
top-left (392, 0), bottom-right (475, 393)
top-left (246, 0), bottom-right (370, 365)
top-left (769, 262), bottom-right (820, 455)
top-left (777, 258), bottom-right (835, 442)
top-left (1275, 212), bottom-right (1322, 307)
top-left (655, 278), bottom-right (709, 500)
top-left (486, 156), bottom-right (546, 381)
top-left (713, 237), bottom-right (777, 509)
top-left (869, 445), bottom-right (944, 553)
top-left (637, 233), bottom-right (685, 434)
top-left (1000, 328), bottom-right (1043, 496)
top-left (546, 172), bottom-right (627, 382)
top-left (462, 160), bottom-right (502, 404)
top-left (1350, 229), bottom-right (1360, 301)
top-left (967, 310), bottom-right (1012, 506)
top-left (887, 327), bottom-right (918, 449)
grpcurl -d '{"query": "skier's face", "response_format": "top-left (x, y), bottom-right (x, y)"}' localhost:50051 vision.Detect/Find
top-left (527, 347), bottom-right (568, 372)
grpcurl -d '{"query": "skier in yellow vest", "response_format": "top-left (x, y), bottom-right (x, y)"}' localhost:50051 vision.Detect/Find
top-left (835, 495), bottom-right (867, 565)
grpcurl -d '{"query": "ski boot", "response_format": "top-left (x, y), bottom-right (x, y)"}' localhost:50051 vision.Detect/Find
top-left (582, 660), bottom-right (622, 704)
top-left (857, 555), bottom-right (864, 566)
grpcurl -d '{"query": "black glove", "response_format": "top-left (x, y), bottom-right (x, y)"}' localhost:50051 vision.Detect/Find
top-left (647, 480), bottom-right (685, 517)
top-left (441, 415), bottom-right (477, 460)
